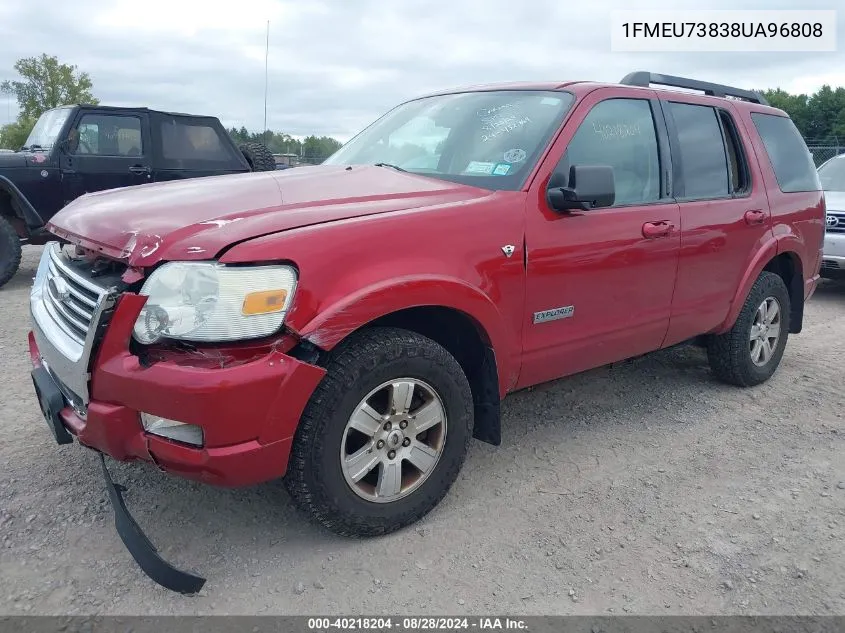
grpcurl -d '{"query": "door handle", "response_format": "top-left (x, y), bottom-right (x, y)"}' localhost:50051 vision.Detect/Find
top-left (744, 209), bottom-right (766, 225)
top-left (129, 165), bottom-right (151, 175)
top-left (642, 221), bottom-right (674, 238)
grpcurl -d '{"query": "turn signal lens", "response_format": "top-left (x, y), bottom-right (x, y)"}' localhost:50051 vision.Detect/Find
top-left (242, 289), bottom-right (288, 315)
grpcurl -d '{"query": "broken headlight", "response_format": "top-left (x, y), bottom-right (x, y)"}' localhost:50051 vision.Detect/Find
top-left (132, 262), bottom-right (297, 344)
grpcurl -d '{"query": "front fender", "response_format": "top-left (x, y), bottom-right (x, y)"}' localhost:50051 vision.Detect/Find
top-left (0, 174), bottom-right (43, 229)
top-left (294, 275), bottom-right (516, 396)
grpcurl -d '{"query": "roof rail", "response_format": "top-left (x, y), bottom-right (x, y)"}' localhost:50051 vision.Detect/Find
top-left (620, 71), bottom-right (769, 106)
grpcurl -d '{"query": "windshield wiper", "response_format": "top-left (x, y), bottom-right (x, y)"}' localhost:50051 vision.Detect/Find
top-left (374, 162), bottom-right (408, 172)
top-left (20, 144), bottom-right (46, 152)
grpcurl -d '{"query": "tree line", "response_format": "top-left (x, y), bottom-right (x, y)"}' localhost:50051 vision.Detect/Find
top-left (761, 86), bottom-right (845, 141)
top-left (2, 54), bottom-right (845, 153)
top-left (226, 127), bottom-right (342, 163)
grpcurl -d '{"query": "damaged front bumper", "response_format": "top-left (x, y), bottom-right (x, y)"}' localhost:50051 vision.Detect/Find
top-left (31, 361), bottom-right (205, 593)
top-left (27, 247), bottom-right (327, 591)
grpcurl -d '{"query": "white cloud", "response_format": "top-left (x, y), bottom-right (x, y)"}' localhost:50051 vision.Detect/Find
top-left (1, 0), bottom-right (843, 138)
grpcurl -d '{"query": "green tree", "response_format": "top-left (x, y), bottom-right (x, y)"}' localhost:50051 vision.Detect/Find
top-left (761, 88), bottom-right (810, 135)
top-left (0, 116), bottom-right (36, 150)
top-left (1, 54), bottom-right (98, 121)
top-left (761, 84), bottom-right (845, 140)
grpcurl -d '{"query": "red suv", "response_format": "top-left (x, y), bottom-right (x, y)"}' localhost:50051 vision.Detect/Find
top-left (28, 72), bottom-right (824, 591)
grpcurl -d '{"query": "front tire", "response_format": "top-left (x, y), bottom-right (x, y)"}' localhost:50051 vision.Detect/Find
top-left (0, 216), bottom-right (22, 289)
top-left (707, 271), bottom-right (791, 387)
top-left (285, 327), bottom-right (473, 536)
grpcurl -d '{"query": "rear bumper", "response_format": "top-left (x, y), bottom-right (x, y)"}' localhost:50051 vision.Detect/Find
top-left (29, 294), bottom-right (326, 487)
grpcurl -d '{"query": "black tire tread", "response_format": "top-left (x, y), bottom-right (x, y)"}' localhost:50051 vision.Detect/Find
top-left (284, 327), bottom-right (473, 537)
top-left (239, 142), bottom-right (277, 172)
top-left (707, 271), bottom-right (791, 387)
top-left (0, 215), bottom-right (22, 289)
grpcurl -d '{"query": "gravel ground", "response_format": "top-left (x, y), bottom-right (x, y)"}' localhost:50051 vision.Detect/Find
top-left (1, 245), bottom-right (843, 616)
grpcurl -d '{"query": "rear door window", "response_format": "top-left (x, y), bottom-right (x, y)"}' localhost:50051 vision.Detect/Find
top-left (666, 102), bottom-right (729, 200)
top-left (751, 113), bottom-right (821, 193)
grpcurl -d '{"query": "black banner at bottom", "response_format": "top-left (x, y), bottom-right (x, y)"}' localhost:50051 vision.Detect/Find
top-left (0, 616), bottom-right (842, 633)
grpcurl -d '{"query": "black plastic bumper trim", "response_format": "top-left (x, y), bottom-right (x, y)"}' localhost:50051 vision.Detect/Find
top-left (100, 454), bottom-right (206, 594)
top-left (31, 367), bottom-right (74, 445)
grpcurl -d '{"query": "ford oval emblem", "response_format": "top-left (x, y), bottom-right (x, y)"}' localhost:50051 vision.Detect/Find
top-left (48, 277), bottom-right (71, 303)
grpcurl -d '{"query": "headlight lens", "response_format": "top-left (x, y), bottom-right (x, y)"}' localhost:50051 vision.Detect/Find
top-left (132, 262), bottom-right (297, 344)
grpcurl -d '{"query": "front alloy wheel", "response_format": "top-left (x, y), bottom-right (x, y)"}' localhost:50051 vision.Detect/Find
top-left (341, 379), bottom-right (447, 503)
top-left (285, 327), bottom-right (474, 536)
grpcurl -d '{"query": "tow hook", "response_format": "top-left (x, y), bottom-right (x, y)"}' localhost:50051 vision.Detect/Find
top-left (100, 454), bottom-right (206, 594)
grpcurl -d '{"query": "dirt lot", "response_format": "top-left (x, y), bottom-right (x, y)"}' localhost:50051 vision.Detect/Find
top-left (0, 245), bottom-right (843, 616)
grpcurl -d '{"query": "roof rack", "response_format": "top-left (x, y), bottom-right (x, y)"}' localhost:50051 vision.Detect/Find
top-left (620, 71), bottom-right (769, 106)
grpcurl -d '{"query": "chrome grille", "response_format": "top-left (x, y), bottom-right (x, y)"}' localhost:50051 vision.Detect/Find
top-left (43, 247), bottom-right (102, 346)
top-left (826, 212), bottom-right (845, 233)
top-left (30, 243), bottom-right (121, 412)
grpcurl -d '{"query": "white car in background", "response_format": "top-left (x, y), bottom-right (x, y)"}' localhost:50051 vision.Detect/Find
top-left (819, 154), bottom-right (845, 279)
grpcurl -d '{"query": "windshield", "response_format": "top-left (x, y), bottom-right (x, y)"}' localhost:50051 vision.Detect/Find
top-left (22, 108), bottom-right (73, 150)
top-left (324, 90), bottom-right (575, 190)
top-left (818, 156), bottom-right (845, 191)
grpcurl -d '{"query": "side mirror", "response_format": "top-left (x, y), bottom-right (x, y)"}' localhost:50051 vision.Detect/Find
top-left (547, 165), bottom-right (615, 212)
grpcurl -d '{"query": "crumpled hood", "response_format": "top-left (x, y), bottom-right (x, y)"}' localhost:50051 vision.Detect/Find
top-left (824, 190), bottom-right (845, 213)
top-left (48, 165), bottom-right (490, 267)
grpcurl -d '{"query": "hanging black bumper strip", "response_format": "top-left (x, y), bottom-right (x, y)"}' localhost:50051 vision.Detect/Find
top-left (100, 453), bottom-right (206, 594)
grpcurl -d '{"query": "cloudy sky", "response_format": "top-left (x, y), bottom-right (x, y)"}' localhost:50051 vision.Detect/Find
top-left (1, 0), bottom-right (843, 141)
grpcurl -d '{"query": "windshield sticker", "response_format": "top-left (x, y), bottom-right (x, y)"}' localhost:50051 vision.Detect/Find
top-left (492, 163), bottom-right (511, 176)
top-left (592, 120), bottom-right (642, 141)
top-left (503, 148), bottom-right (527, 163)
top-left (465, 161), bottom-right (496, 175)
top-left (540, 97), bottom-right (562, 106)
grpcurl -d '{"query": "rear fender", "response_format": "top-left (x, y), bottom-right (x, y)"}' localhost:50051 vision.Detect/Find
top-left (716, 237), bottom-right (778, 334)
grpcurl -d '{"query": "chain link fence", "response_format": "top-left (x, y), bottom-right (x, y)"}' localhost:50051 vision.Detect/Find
top-left (806, 138), bottom-right (844, 167)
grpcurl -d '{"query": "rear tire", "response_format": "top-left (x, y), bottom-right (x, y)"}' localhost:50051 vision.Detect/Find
top-left (239, 142), bottom-right (277, 172)
top-left (707, 271), bottom-right (791, 387)
top-left (285, 327), bottom-right (474, 537)
top-left (0, 215), bottom-right (22, 289)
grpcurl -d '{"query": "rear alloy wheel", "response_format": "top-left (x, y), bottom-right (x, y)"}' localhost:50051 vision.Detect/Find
top-left (285, 327), bottom-right (473, 536)
top-left (707, 271), bottom-right (791, 387)
top-left (749, 297), bottom-right (782, 367)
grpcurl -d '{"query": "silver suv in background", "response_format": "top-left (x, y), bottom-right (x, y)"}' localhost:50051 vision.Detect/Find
top-left (820, 154), bottom-right (845, 279)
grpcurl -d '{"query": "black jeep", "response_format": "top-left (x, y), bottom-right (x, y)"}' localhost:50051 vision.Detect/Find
top-left (0, 104), bottom-right (277, 288)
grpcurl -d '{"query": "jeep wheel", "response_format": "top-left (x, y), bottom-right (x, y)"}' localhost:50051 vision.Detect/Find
top-left (0, 215), bottom-right (22, 289)
top-left (239, 142), bottom-right (277, 172)
top-left (707, 271), bottom-right (791, 387)
top-left (285, 327), bottom-right (473, 536)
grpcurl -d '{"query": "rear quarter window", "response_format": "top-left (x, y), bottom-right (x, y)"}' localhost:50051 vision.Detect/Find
top-left (751, 113), bottom-right (820, 193)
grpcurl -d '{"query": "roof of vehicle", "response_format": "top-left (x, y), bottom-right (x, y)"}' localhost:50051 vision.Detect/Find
top-left (418, 72), bottom-right (782, 114)
top-left (48, 104), bottom-right (221, 119)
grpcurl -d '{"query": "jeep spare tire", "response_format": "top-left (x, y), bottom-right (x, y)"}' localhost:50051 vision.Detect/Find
top-left (0, 215), bottom-right (22, 289)
top-left (239, 142), bottom-right (277, 172)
